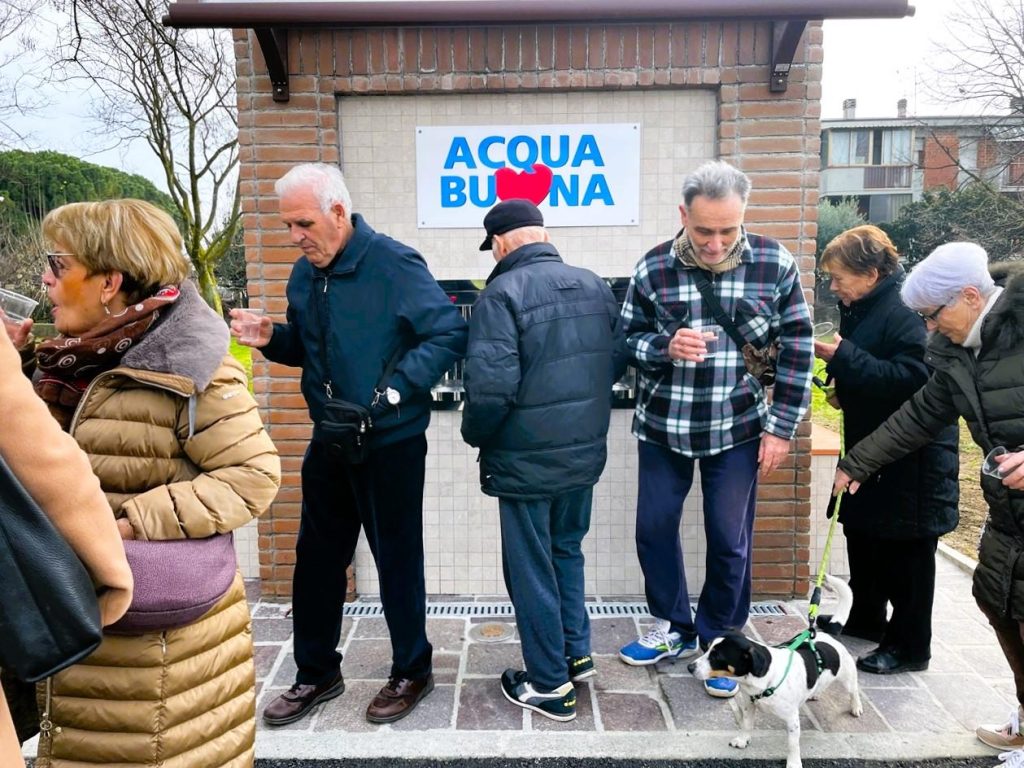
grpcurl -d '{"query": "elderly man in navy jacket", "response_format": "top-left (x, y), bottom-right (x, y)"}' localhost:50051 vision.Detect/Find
top-left (235, 162), bottom-right (467, 727)
top-left (462, 199), bottom-right (627, 722)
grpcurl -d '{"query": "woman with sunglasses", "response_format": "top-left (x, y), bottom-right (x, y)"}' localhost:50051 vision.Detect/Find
top-left (833, 242), bottom-right (1024, 760)
top-left (814, 225), bottom-right (959, 676)
top-left (4, 199), bottom-right (280, 768)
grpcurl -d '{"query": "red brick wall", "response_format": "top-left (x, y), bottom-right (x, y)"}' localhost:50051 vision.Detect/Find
top-left (235, 20), bottom-right (823, 599)
top-left (922, 131), bottom-right (960, 191)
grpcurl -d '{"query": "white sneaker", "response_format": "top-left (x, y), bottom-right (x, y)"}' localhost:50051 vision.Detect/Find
top-left (979, 707), bottom-right (1024, 750)
top-left (999, 747), bottom-right (1024, 768)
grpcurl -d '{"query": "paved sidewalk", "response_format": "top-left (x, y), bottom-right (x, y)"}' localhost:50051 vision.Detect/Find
top-left (248, 548), bottom-right (1013, 765)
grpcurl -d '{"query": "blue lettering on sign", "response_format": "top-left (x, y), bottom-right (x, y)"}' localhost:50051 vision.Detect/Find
top-left (439, 132), bottom-right (619, 209)
top-left (441, 175), bottom-right (497, 208)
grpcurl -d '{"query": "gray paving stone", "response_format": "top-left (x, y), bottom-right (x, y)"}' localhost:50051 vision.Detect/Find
top-left (352, 617), bottom-right (390, 639)
top-left (806, 681), bottom-right (887, 733)
top-left (855, 667), bottom-right (924, 689)
top-left (342, 638), bottom-right (393, 680)
top-left (934, 617), bottom-right (998, 642)
top-left (660, 675), bottom-right (736, 731)
top-left (867, 687), bottom-right (962, 733)
top-left (591, 655), bottom-right (657, 691)
top-left (748, 615), bottom-right (809, 645)
top-left (426, 618), bottom-right (469, 652)
top-left (596, 691), bottom-right (668, 731)
top-left (391, 684), bottom-right (455, 731)
top-left (532, 680), bottom-right (596, 731)
top-left (465, 641), bottom-right (523, 676)
top-left (924, 672), bottom-right (1014, 730)
top-left (455, 678), bottom-right (522, 730)
top-left (312, 680), bottom-right (383, 732)
top-left (253, 644), bottom-right (280, 680)
top-left (431, 651), bottom-right (461, 685)
top-left (271, 653), bottom-right (299, 688)
top-left (253, 617), bottom-right (294, 643)
top-left (253, 601), bottom-right (291, 618)
top-left (590, 617), bottom-right (644, 654)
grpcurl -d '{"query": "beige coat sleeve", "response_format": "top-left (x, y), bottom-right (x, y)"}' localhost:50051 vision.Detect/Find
top-left (0, 333), bottom-right (133, 626)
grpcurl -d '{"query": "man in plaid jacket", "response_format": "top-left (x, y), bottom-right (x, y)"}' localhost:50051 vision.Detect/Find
top-left (617, 160), bottom-right (813, 698)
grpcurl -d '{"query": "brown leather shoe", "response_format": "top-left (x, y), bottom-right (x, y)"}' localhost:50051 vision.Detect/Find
top-left (365, 673), bottom-right (435, 723)
top-left (263, 672), bottom-right (345, 726)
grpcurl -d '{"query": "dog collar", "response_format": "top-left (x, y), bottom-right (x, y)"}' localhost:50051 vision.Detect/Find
top-left (749, 629), bottom-right (824, 703)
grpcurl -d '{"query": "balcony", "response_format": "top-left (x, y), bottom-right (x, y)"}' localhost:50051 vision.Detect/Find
top-left (863, 164), bottom-right (912, 189)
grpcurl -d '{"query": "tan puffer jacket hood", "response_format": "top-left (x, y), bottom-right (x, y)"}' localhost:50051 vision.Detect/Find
top-left (33, 282), bottom-right (280, 768)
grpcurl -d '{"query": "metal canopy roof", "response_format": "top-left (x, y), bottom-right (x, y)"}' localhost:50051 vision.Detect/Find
top-left (163, 1), bottom-right (914, 101)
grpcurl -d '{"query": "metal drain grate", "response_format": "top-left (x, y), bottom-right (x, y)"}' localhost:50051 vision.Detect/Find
top-left (342, 600), bottom-right (793, 618)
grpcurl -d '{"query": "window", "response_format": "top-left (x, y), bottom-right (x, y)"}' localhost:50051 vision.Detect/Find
top-left (880, 130), bottom-right (912, 164)
top-left (829, 130), bottom-right (871, 165)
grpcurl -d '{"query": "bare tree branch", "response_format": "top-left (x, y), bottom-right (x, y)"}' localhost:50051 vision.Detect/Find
top-left (52, 0), bottom-right (239, 313)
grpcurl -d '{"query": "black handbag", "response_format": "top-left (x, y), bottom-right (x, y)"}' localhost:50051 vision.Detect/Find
top-left (0, 455), bottom-right (103, 682)
top-left (316, 342), bottom-right (405, 465)
top-left (692, 270), bottom-right (781, 387)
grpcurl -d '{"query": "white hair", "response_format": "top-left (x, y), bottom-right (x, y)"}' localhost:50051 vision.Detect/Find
top-left (682, 160), bottom-right (751, 208)
top-left (901, 242), bottom-right (996, 311)
top-left (275, 163), bottom-right (353, 215)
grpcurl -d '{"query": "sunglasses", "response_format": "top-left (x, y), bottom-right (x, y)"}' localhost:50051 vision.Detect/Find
top-left (45, 252), bottom-right (73, 278)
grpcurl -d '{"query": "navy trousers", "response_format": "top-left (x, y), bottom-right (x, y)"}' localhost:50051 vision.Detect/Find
top-left (292, 435), bottom-right (432, 685)
top-left (498, 486), bottom-right (593, 691)
top-left (635, 438), bottom-right (760, 646)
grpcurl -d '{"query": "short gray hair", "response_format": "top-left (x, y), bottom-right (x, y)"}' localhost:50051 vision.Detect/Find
top-left (275, 163), bottom-right (353, 215)
top-left (682, 160), bottom-right (752, 208)
top-left (901, 242), bottom-right (996, 311)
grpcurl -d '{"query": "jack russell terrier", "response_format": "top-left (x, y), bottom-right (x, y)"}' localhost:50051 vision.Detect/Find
top-left (687, 575), bottom-right (862, 768)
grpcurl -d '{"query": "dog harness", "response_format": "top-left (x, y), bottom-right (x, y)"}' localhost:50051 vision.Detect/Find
top-left (749, 629), bottom-right (828, 703)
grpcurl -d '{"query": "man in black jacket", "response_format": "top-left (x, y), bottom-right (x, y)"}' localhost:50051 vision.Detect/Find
top-left (461, 199), bottom-right (627, 722)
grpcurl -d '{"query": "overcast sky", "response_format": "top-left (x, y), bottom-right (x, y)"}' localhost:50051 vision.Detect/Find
top-left (2, 0), bottom-right (971, 190)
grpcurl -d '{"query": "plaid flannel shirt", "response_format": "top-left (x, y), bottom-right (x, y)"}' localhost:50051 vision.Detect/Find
top-left (621, 230), bottom-right (813, 457)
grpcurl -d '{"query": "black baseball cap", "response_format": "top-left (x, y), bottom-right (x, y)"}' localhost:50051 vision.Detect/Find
top-left (479, 199), bottom-right (545, 251)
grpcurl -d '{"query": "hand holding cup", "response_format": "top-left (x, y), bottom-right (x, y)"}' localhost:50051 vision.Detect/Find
top-left (229, 307), bottom-right (270, 348)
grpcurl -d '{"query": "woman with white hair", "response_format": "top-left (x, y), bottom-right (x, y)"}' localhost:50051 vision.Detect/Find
top-left (833, 242), bottom-right (1024, 759)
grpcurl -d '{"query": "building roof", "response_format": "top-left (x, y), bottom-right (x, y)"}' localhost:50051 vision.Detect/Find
top-left (822, 116), bottom-right (1024, 131)
top-left (164, 0), bottom-right (915, 27)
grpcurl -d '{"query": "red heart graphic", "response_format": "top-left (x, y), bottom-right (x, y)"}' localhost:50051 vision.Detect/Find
top-left (494, 164), bottom-right (553, 205)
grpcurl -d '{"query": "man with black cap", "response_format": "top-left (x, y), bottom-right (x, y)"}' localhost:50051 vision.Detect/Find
top-left (461, 198), bottom-right (627, 722)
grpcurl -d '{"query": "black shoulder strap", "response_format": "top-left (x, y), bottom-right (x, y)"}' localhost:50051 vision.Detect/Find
top-left (375, 345), bottom-right (404, 391)
top-left (691, 269), bottom-right (751, 349)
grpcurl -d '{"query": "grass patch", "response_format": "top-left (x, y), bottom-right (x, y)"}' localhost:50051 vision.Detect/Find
top-left (230, 338), bottom-right (254, 392)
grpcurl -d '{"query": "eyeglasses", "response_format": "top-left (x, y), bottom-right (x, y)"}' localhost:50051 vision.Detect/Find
top-left (45, 252), bottom-right (73, 278)
top-left (917, 293), bottom-right (960, 323)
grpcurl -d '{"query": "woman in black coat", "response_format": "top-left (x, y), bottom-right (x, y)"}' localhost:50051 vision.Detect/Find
top-left (814, 225), bottom-right (959, 674)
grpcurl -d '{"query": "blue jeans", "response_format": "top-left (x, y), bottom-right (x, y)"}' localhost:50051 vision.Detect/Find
top-left (635, 439), bottom-right (759, 646)
top-left (499, 486), bottom-right (593, 691)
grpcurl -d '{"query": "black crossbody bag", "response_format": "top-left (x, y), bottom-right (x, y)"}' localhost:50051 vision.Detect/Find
top-left (318, 348), bottom-right (402, 464)
top-left (692, 270), bottom-right (780, 387)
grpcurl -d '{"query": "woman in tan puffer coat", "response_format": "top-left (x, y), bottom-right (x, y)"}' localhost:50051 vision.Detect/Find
top-left (7, 199), bottom-right (281, 768)
top-left (0, 330), bottom-right (134, 768)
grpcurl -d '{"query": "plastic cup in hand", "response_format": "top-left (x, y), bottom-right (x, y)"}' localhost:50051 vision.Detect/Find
top-left (983, 446), bottom-right (1010, 478)
top-left (697, 324), bottom-right (722, 359)
top-left (0, 288), bottom-right (39, 323)
top-left (237, 308), bottom-right (265, 344)
top-left (814, 321), bottom-right (835, 338)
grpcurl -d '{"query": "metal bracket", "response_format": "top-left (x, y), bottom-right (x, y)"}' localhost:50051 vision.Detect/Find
top-left (769, 20), bottom-right (807, 93)
top-left (254, 27), bottom-right (289, 102)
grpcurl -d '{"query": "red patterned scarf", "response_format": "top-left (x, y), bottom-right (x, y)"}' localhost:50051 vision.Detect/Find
top-left (33, 286), bottom-right (180, 429)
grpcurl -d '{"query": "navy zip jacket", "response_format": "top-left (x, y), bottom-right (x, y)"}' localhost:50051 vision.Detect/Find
top-left (262, 214), bottom-right (467, 448)
top-left (461, 241), bottom-right (628, 499)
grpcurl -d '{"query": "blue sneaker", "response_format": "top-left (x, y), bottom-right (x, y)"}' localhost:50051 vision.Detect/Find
top-left (619, 627), bottom-right (699, 666)
top-left (704, 677), bottom-right (739, 698)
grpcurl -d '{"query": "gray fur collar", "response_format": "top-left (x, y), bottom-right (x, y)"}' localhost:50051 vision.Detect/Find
top-left (120, 280), bottom-right (228, 392)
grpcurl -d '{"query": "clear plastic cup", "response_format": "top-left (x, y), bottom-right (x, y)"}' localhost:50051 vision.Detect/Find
top-left (237, 307), bottom-right (265, 345)
top-left (983, 446), bottom-right (1010, 478)
top-left (0, 287), bottom-right (39, 322)
top-left (814, 321), bottom-right (835, 338)
top-left (697, 324), bottom-right (722, 358)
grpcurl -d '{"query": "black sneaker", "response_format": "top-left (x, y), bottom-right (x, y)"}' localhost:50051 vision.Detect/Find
top-left (500, 669), bottom-right (576, 721)
top-left (567, 654), bottom-right (596, 682)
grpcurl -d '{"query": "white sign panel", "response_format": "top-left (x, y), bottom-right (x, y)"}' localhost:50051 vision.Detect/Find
top-left (416, 123), bottom-right (640, 228)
